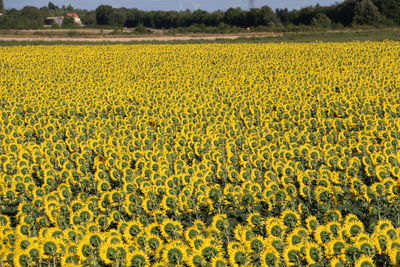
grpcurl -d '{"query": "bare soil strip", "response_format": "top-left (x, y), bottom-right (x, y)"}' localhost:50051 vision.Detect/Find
top-left (0, 28), bottom-right (398, 42)
top-left (0, 32), bottom-right (282, 42)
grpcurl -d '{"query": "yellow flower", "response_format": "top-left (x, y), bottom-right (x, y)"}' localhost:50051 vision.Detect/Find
top-left (305, 242), bottom-right (323, 265)
top-left (283, 244), bottom-right (301, 266)
top-left (260, 247), bottom-right (280, 267)
top-left (161, 241), bottom-right (189, 265)
top-left (354, 255), bottom-right (374, 267)
top-left (159, 218), bottom-right (183, 240)
top-left (228, 247), bottom-right (250, 267)
top-left (127, 250), bottom-right (150, 267)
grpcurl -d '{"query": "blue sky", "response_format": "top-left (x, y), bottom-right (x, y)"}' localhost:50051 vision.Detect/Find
top-left (5, 0), bottom-right (342, 11)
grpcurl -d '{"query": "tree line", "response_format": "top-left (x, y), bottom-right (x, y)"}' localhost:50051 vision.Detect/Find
top-left (0, 0), bottom-right (399, 30)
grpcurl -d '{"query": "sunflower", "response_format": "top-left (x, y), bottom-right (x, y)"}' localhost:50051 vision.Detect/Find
top-left (228, 247), bottom-right (249, 267)
top-left (265, 219), bottom-right (284, 238)
top-left (185, 226), bottom-right (200, 241)
top-left (161, 241), bottom-right (189, 266)
top-left (324, 209), bottom-right (342, 223)
top-left (281, 210), bottom-right (300, 229)
top-left (344, 245), bottom-right (360, 264)
top-left (267, 236), bottom-right (285, 254)
top-left (324, 239), bottom-right (346, 260)
top-left (246, 235), bottom-right (266, 255)
top-left (211, 213), bottom-right (228, 232)
top-left (388, 247), bottom-right (400, 266)
top-left (210, 256), bottom-right (227, 267)
top-left (305, 216), bottom-right (319, 232)
top-left (40, 239), bottom-right (61, 259)
top-left (326, 222), bottom-right (341, 238)
top-left (233, 224), bottom-right (248, 242)
top-left (13, 251), bottom-right (31, 267)
top-left (343, 214), bottom-right (361, 224)
top-left (356, 240), bottom-right (375, 256)
top-left (304, 242), bottom-right (323, 265)
top-left (61, 253), bottom-right (80, 266)
top-left (371, 233), bottom-right (389, 254)
top-left (283, 244), bottom-right (301, 266)
top-left (285, 231), bottom-right (303, 246)
top-left (260, 248), bottom-right (280, 267)
top-left (196, 239), bottom-right (221, 262)
top-left (76, 240), bottom-right (92, 262)
top-left (160, 218), bottom-right (183, 240)
top-left (123, 220), bottom-right (143, 241)
top-left (330, 257), bottom-right (346, 267)
top-left (144, 222), bottom-right (161, 236)
top-left (354, 255), bottom-right (374, 267)
top-left (375, 219), bottom-right (394, 232)
top-left (99, 242), bottom-right (129, 266)
top-left (147, 234), bottom-right (164, 254)
top-left (344, 220), bottom-right (365, 240)
top-left (127, 250), bottom-right (150, 267)
top-left (184, 251), bottom-right (204, 267)
top-left (314, 225), bottom-right (332, 244)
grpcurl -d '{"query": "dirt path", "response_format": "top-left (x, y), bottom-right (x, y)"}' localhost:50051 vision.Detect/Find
top-left (0, 28), bottom-right (398, 42)
top-left (0, 32), bottom-right (283, 42)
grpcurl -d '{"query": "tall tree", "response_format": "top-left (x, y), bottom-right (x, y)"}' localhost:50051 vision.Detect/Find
top-left (373, 0), bottom-right (400, 24)
top-left (0, 0), bottom-right (4, 12)
top-left (353, 0), bottom-right (382, 25)
top-left (95, 5), bottom-right (114, 25)
top-left (48, 2), bottom-right (58, 10)
top-left (108, 10), bottom-right (126, 26)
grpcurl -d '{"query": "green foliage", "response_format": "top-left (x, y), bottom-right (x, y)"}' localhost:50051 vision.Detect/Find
top-left (134, 24), bottom-right (152, 34)
top-left (311, 13), bottom-right (332, 28)
top-left (353, 0), bottom-right (383, 25)
top-left (373, 0), bottom-right (400, 24)
top-left (95, 5), bottom-right (114, 25)
top-left (0, 0), bottom-right (399, 31)
top-left (108, 10), bottom-right (126, 26)
top-left (62, 16), bottom-right (75, 28)
top-left (48, 2), bottom-right (58, 10)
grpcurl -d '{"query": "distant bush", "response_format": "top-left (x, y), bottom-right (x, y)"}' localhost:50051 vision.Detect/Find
top-left (134, 24), bottom-right (152, 34)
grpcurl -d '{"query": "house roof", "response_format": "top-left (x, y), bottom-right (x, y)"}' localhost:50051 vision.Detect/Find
top-left (67, 13), bottom-right (79, 17)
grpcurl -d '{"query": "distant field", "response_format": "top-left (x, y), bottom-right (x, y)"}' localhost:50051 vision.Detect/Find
top-left (0, 28), bottom-right (399, 45)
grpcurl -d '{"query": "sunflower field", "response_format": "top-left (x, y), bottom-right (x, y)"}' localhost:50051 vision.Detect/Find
top-left (0, 42), bottom-right (400, 267)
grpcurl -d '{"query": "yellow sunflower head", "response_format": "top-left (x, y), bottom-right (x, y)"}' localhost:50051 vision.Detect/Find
top-left (281, 210), bottom-right (300, 229)
top-left (305, 242), bottom-right (323, 265)
top-left (161, 241), bottom-right (189, 265)
top-left (388, 247), bottom-right (400, 266)
top-left (265, 219), bottom-right (284, 238)
top-left (324, 239), bottom-right (346, 260)
top-left (314, 225), bottom-right (332, 244)
top-left (354, 255), bottom-right (374, 267)
top-left (246, 235), bottom-right (266, 255)
top-left (127, 250), bottom-right (150, 267)
top-left (123, 220), bottom-right (143, 241)
top-left (228, 247), bottom-right (249, 267)
top-left (196, 239), bottom-right (221, 262)
top-left (147, 234), bottom-right (163, 253)
top-left (211, 214), bottom-right (229, 232)
top-left (305, 216), bottom-right (319, 232)
top-left (260, 248), bottom-right (279, 267)
top-left (283, 244), bottom-right (301, 266)
top-left (160, 218), bottom-right (183, 240)
top-left (184, 251), bottom-right (204, 267)
top-left (324, 209), bottom-right (342, 223)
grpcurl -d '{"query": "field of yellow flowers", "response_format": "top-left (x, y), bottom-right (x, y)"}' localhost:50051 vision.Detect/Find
top-left (0, 42), bottom-right (400, 267)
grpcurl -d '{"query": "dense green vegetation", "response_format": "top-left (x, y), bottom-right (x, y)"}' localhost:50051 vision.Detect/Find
top-left (0, 0), bottom-right (399, 31)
